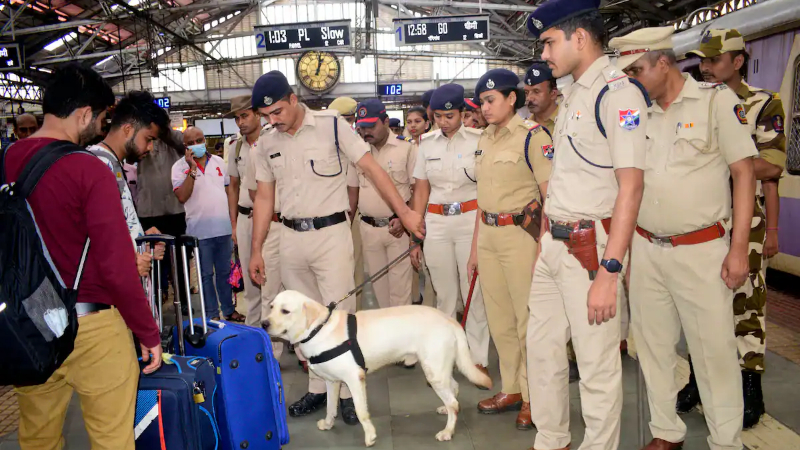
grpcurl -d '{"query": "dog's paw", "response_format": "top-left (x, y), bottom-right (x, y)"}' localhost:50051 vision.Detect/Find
top-left (364, 432), bottom-right (377, 447)
top-left (317, 418), bottom-right (335, 431)
top-left (436, 406), bottom-right (448, 415)
top-left (435, 430), bottom-right (453, 441)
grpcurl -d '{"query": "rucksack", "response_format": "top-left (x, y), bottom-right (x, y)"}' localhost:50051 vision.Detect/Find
top-left (0, 140), bottom-right (91, 386)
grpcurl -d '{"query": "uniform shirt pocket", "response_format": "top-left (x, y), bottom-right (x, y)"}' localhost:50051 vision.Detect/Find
top-left (491, 150), bottom-right (524, 182)
top-left (673, 127), bottom-right (712, 154)
top-left (268, 152), bottom-right (286, 178)
top-left (305, 148), bottom-right (343, 177)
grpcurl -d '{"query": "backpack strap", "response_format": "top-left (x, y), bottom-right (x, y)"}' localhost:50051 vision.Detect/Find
top-left (594, 77), bottom-right (652, 139)
top-left (234, 138), bottom-right (244, 161)
top-left (16, 140), bottom-right (89, 199)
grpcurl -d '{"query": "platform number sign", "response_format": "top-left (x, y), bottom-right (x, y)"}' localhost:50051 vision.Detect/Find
top-left (154, 97), bottom-right (171, 109)
top-left (393, 15), bottom-right (490, 46)
top-left (254, 20), bottom-right (351, 55)
top-left (379, 84), bottom-right (403, 96)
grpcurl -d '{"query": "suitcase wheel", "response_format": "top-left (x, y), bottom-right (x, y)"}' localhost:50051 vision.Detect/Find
top-left (184, 327), bottom-right (207, 348)
top-left (255, 353), bottom-right (264, 362)
top-left (239, 440), bottom-right (249, 449)
top-left (230, 360), bottom-right (239, 369)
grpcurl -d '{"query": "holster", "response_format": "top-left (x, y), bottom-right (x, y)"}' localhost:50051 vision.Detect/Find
top-left (515, 199), bottom-right (543, 241)
top-left (565, 221), bottom-right (600, 279)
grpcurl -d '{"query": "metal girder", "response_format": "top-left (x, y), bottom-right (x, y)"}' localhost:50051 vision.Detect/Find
top-left (0, 0), bottom-right (35, 38)
top-left (626, 0), bottom-right (676, 21)
top-left (0, 19), bottom-right (105, 37)
top-left (164, 0), bottom-right (257, 13)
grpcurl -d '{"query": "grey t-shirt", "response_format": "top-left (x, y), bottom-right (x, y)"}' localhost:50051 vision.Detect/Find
top-left (136, 129), bottom-right (186, 218)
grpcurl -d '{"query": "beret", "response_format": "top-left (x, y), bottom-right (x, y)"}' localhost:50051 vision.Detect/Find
top-left (252, 70), bottom-right (292, 109)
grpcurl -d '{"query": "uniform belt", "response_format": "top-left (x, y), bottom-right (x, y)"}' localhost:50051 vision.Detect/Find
top-left (636, 222), bottom-right (725, 247)
top-left (272, 212), bottom-right (282, 223)
top-left (361, 214), bottom-right (398, 228)
top-left (282, 211), bottom-right (347, 232)
top-left (481, 211), bottom-right (522, 227)
top-left (76, 302), bottom-right (111, 318)
top-left (427, 199), bottom-right (478, 216)
top-left (544, 217), bottom-right (612, 234)
top-left (238, 205), bottom-right (252, 216)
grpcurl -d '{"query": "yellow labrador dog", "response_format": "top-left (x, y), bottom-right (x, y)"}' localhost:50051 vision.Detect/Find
top-left (264, 290), bottom-right (492, 447)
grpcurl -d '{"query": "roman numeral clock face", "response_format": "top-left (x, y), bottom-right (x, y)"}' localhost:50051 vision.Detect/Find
top-left (296, 51), bottom-right (341, 93)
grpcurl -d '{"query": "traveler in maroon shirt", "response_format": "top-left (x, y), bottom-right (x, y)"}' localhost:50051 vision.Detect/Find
top-left (6, 63), bottom-right (162, 450)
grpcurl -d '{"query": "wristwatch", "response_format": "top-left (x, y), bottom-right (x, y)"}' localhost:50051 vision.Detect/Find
top-left (189, 169), bottom-right (198, 179)
top-left (600, 258), bottom-right (623, 273)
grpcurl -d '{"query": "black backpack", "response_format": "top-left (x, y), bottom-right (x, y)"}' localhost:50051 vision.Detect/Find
top-left (0, 141), bottom-right (91, 386)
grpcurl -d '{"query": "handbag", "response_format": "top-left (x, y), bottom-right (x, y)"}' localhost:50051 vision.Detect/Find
top-left (229, 246), bottom-right (245, 293)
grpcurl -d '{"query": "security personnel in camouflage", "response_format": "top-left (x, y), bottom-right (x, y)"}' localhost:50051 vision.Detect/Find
top-left (678, 28), bottom-right (787, 429)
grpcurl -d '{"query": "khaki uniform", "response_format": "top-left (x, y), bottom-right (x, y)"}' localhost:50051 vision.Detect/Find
top-left (414, 125), bottom-right (489, 366)
top-left (475, 114), bottom-right (552, 400)
top-left (528, 56), bottom-right (647, 450)
top-left (348, 132), bottom-right (416, 308)
top-left (253, 105), bottom-right (368, 397)
top-left (244, 129), bottom-right (284, 359)
top-left (630, 76), bottom-right (756, 450)
top-left (731, 82), bottom-right (786, 373)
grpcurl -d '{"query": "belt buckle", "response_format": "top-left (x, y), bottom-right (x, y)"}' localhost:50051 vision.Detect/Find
top-left (299, 218), bottom-right (315, 231)
top-left (375, 218), bottom-right (391, 227)
top-left (443, 202), bottom-right (462, 216)
top-left (651, 235), bottom-right (673, 247)
top-left (485, 213), bottom-right (497, 226)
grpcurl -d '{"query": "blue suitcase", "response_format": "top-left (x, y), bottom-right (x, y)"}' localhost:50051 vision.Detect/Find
top-left (175, 235), bottom-right (289, 450)
top-left (134, 355), bottom-right (220, 450)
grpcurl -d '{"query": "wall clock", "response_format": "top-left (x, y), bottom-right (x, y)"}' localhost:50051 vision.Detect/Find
top-left (296, 51), bottom-right (341, 94)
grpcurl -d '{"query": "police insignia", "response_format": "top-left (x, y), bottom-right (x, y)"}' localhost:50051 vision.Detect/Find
top-left (486, 79), bottom-right (495, 89)
top-left (358, 106), bottom-right (368, 118)
top-left (445, 101), bottom-right (453, 110)
top-left (532, 69), bottom-right (540, 76)
top-left (475, 150), bottom-right (483, 156)
top-left (542, 144), bottom-right (554, 160)
top-left (773, 115), bottom-right (784, 133)
top-left (532, 18), bottom-right (543, 30)
top-left (618, 109), bottom-right (640, 131)
top-left (264, 96), bottom-right (273, 106)
top-left (734, 104), bottom-right (748, 124)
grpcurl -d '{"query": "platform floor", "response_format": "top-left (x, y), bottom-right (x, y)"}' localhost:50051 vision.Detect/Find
top-left (2, 278), bottom-right (800, 450)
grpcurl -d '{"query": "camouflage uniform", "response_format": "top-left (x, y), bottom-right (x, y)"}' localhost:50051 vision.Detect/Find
top-left (731, 82), bottom-right (786, 373)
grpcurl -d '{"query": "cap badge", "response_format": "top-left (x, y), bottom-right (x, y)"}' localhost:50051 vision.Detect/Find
top-left (532, 69), bottom-right (540, 77)
top-left (486, 79), bottom-right (495, 89)
top-left (532, 17), bottom-right (543, 30)
top-left (358, 106), bottom-right (368, 117)
top-left (444, 101), bottom-right (453, 110)
top-left (264, 96), bottom-right (273, 106)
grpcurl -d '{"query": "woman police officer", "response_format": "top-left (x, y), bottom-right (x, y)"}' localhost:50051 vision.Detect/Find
top-left (410, 83), bottom-right (491, 379)
top-left (467, 69), bottom-right (553, 429)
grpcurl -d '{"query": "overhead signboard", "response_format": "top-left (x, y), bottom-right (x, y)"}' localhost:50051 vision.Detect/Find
top-left (254, 19), bottom-right (351, 55)
top-left (378, 83), bottom-right (403, 96)
top-left (393, 15), bottom-right (490, 46)
top-left (0, 43), bottom-right (23, 71)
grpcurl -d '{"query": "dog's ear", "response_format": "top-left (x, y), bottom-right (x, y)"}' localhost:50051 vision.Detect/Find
top-left (303, 302), bottom-right (321, 329)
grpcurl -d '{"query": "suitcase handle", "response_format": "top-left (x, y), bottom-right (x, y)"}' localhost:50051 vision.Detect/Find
top-left (135, 234), bottom-right (176, 244)
top-left (178, 235), bottom-right (208, 349)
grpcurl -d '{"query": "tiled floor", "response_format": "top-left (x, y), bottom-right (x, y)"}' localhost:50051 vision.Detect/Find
top-left (2, 282), bottom-right (800, 449)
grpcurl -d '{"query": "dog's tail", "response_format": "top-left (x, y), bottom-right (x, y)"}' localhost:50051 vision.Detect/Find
top-left (453, 322), bottom-right (492, 390)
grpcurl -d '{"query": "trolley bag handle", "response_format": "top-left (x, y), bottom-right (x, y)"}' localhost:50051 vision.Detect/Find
top-left (135, 235), bottom-right (176, 333)
top-left (460, 270), bottom-right (479, 329)
top-left (178, 235), bottom-right (208, 349)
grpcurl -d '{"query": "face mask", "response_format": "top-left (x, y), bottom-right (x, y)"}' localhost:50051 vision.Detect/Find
top-left (188, 143), bottom-right (207, 158)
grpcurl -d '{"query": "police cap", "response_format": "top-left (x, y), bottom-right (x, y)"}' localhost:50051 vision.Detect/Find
top-left (687, 28), bottom-right (745, 59)
top-left (328, 97), bottom-right (358, 117)
top-left (421, 89), bottom-right (435, 108)
top-left (430, 84), bottom-right (465, 112)
top-left (475, 69), bottom-right (520, 98)
top-left (526, 0), bottom-right (601, 38)
top-left (356, 98), bottom-right (387, 128)
top-left (524, 62), bottom-right (554, 87)
top-left (608, 26), bottom-right (675, 70)
top-left (389, 118), bottom-right (401, 128)
top-left (252, 70), bottom-right (292, 109)
top-left (464, 97), bottom-right (479, 112)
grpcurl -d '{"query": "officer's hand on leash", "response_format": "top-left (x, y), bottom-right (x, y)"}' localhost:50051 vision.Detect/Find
top-left (249, 252), bottom-right (266, 286)
top-left (400, 209), bottom-right (425, 240)
top-left (388, 218), bottom-right (405, 238)
top-left (410, 245), bottom-right (422, 270)
top-left (721, 248), bottom-right (749, 290)
top-left (587, 270), bottom-right (618, 325)
top-left (467, 251), bottom-right (478, 281)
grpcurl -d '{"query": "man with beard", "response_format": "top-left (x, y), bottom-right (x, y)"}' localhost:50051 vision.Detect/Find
top-left (88, 90), bottom-right (170, 275)
top-left (5, 64), bottom-right (162, 450)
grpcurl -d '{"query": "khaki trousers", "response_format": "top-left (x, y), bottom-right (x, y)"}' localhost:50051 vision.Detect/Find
top-left (630, 232), bottom-right (743, 450)
top-left (352, 215), bottom-right (365, 309)
top-left (527, 225), bottom-right (622, 450)
top-left (477, 222), bottom-right (536, 399)
top-left (281, 220), bottom-right (356, 398)
top-left (237, 213), bottom-right (263, 328)
top-left (359, 219), bottom-right (413, 308)
top-left (260, 219), bottom-right (284, 360)
top-left (16, 308), bottom-right (139, 450)
top-left (425, 210), bottom-right (489, 366)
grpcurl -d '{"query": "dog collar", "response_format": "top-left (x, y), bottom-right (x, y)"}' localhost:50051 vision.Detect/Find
top-left (298, 302), bottom-right (337, 344)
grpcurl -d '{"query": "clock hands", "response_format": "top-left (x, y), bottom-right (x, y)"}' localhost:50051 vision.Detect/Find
top-left (315, 52), bottom-right (323, 76)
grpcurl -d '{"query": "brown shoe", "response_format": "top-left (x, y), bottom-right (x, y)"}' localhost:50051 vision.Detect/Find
top-left (642, 438), bottom-right (683, 450)
top-left (475, 365), bottom-right (490, 390)
top-left (516, 401), bottom-right (534, 430)
top-left (477, 392), bottom-right (523, 414)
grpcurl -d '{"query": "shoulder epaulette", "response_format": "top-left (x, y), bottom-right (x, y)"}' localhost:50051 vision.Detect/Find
top-left (420, 130), bottom-right (438, 141)
top-left (463, 127), bottom-right (483, 136)
top-left (772, 92), bottom-right (781, 101)
top-left (316, 109), bottom-right (339, 117)
top-left (523, 119), bottom-right (542, 133)
top-left (396, 135), bottom-right (414, 143)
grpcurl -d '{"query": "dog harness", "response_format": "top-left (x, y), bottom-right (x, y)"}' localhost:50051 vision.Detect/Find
top-left (300, 303), bottom-right (368, 372)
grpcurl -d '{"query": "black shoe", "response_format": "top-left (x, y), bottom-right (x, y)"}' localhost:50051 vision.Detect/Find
top-left (340, 398), bottom-right (359, 425)
top-left (569, 360), bottom-right (580, 383)
top-left (676, 356), bottom-right (701, 414)
top-left (743, 371), bottom-right (765, 429)
top-left (288, 392), bottom-right (326, 417)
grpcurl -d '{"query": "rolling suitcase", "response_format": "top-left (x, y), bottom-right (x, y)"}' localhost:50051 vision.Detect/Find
top-left (133, 235), bottom-right (220, 450)
top-left (176, 235), bottom-right (289, 450)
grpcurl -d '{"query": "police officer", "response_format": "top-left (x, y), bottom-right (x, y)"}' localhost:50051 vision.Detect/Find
top-left (226, 94), bottom-right (264, 326)
top-left (329, 96), bottom-right (358, 127)
top-left (350, 98), bottom-right (416, 309)
top-left (248, 71), bottom-right (424, 424)
top-left (467, 68), bottom-right (553, 430)
top-left (422, 89), bottom-right (439, 131)
top-left (388, 118), bottom-right (405, 136)
top-left (524, 1), bottom-right (648, 449)
top-left (464, 97), bottom-right (488, 129)
top-left (523, 63), bottom-right (559, 133)
top-left (677, 28), bottom-right (787, 428)
top-left (410, 83), bottom-right (490, 378)
top-left (611, 26), bottom-right (756, 450)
